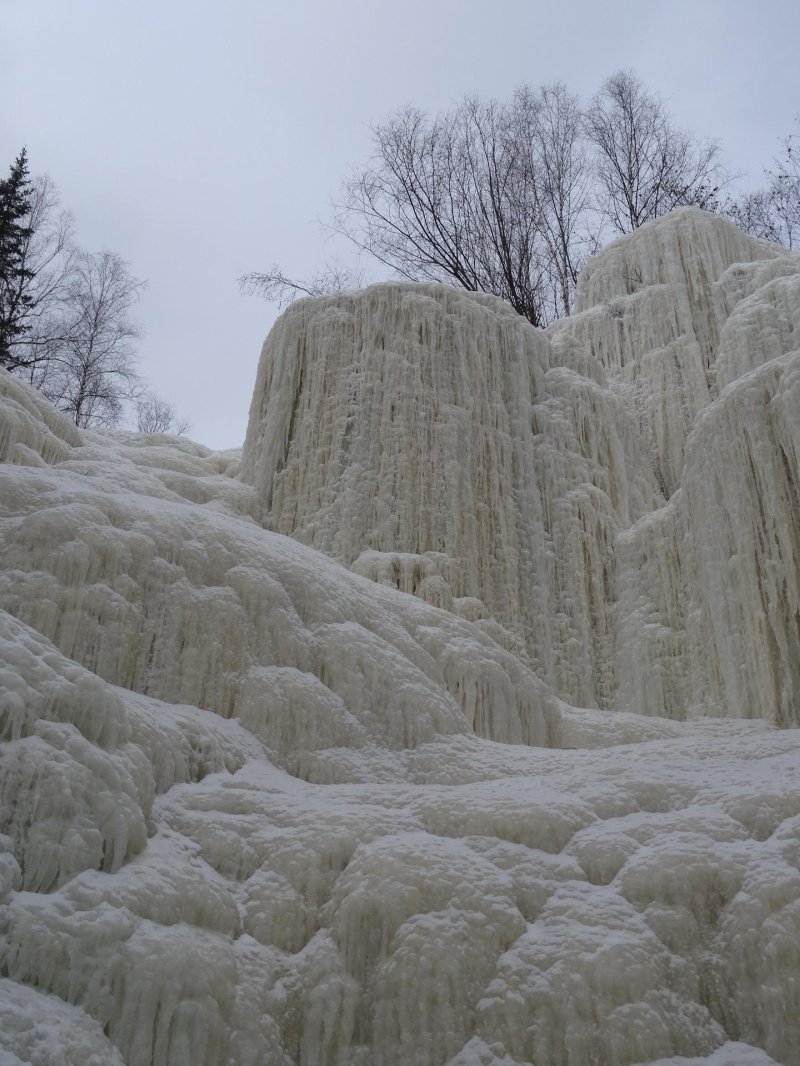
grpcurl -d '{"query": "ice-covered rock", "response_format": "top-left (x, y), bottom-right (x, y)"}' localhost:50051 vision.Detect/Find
top-left (240, 281), bottom-right (660, 708)
top-left (243, 208), bottom-right (800, 724)
top-left (1, 209), bottom-right (800, 1066)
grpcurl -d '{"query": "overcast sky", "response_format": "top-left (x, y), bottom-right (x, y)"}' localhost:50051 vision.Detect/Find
top-left (2, 0), bottom-right (798, 448)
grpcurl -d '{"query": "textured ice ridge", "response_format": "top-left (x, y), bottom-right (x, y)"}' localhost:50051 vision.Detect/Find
top-left (1, 209), bottom-right (799, 1066)
top-left (243, 208), bottom-right (800, 725)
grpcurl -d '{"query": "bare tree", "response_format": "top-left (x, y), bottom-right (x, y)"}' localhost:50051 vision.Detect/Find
top-left (725, 189), bottom-right (782, 244)
top-left (1, 155), bottom-right (186, 432)
top-left (3, 165), bottom-right (144, 428)
top-left (332, 97), bottom-right (559, 325)
top-left (35, 250), bottom-right (145, 428)
top-left (135, 390), bottom-right (190, 435)
top-left (243, 74), bottom-right (729, 326)
top-left (239, 258), bottom-right (364, 308)
top-left (335, 104), bottom-right (484, 290)
top-left (517, 83), bottom-right (594, 317)
top-left (726, 121), bottom-right (800, 250)
top-left (585, 71), bottom-right (723, 234)
top-left (769, 126), bottom-right (800, 249)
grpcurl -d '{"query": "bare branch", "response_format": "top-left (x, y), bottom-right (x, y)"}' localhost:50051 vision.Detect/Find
top-left (330, 95), bottom-right (574, 325)
top-left (239, 259), bottom-right (365, 308)
top-left (248, 75), bottom-right (735, 327)
top-left (135, 390), bottom-right (191, 435)
top-left (724, 118), bottom-right (800, 250)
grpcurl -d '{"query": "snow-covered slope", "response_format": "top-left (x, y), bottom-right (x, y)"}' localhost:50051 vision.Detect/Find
top-left (1, 210), bottom-right (799, 1066)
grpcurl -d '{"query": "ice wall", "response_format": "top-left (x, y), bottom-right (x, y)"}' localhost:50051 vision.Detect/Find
top-left (242, 209), bottom-right (800, 724)
top-left (2, 209), bottom-right (800, 1066)
top-left (552, 210), bottom-right (783, 495)
top-left (240, 283), bottom-right (660, 708)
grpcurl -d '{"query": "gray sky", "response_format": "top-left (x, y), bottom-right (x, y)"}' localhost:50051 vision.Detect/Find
top-left (2, 0), bottom-right (798, 448)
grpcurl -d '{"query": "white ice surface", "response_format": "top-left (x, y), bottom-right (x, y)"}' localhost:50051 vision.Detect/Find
top-left (1, 210), bottom-right (799, 1065)
top-left (244, 209), bottom-right (800, 725)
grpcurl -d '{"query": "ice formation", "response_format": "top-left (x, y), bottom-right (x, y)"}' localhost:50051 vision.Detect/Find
top-left (1, 209), bottom-right (799, 1065)
top-left (242, 209), bottom-right (800, 723)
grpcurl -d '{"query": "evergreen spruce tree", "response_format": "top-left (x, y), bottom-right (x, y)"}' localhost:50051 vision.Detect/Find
top-left (0, 148), bottom-right (36, 366)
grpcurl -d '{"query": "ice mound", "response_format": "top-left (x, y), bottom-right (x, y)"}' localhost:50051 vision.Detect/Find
top-left (1, 209), bottom-right (799, 1065)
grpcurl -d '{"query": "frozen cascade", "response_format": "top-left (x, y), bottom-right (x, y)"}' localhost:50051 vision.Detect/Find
top-left (240, 281), bottom-right (661, 708)
top-left (243, 208), bottom-right (800, 723)
top-left (0, 208), bottom-right (799, 1065)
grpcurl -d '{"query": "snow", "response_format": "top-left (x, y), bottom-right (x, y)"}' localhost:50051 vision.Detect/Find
top-left (1, 208), bottom-right (799, 1065)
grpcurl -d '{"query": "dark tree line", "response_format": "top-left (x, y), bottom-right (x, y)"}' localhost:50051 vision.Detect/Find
top-left (0, 149), bottom-right (188, 432)
top-left (244, 71), bottom-right (797, 326)
top-left (0, 149), bottom-right (37, 363)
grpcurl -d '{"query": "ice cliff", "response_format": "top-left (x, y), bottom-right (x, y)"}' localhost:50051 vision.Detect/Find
top-left (242, 209), bottom-right (800, 724)
top-left (1, 209), bottom-right (799, 1066)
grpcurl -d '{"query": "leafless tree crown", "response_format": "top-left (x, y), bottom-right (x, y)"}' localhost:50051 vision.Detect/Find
top-left (30, 249), bottom-right (145, 428)
top-left (135, 390), bottom-right (191, 435)
top-left (727, 119), bottom-right (800, 250)
top-left (2, 164), bottom-right (184, 430)
top-left (238, 259), bottom-right (365, 308)
top-left (584, 71), bottom-right (723, 233)
top-left (242, 74), bottom-right (794, 327)
top-left (333, 94), bottom-right (565, 325)
top-left (244, 73), bottom-right (727, 324)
